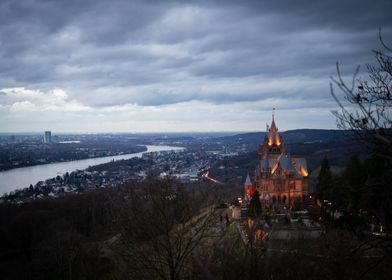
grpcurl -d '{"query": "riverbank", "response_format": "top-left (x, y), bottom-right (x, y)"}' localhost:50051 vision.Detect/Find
top-left (0, 145), bottom-right (184, 197)
top-left (0, 144), bottom-right (147, 171)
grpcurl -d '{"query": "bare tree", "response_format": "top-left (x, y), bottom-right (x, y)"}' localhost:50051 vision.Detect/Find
top-left (113, 179), bottom-right (218, 280)
top-left (330, 29), bottom-right (392, 159)
top-left (330, 29), bottom-right (392, 267)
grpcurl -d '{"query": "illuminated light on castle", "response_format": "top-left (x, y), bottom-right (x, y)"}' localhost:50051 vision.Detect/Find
top-left (247, 110), bottom-right (309, 207)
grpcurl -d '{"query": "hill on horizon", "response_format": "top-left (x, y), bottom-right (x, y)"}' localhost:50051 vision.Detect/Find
top-left (220, 128), bottom-right (351, 145)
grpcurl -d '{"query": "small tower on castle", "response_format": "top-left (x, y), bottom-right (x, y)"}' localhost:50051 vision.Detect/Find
top-left (244, 172), bottom-right (256, 201)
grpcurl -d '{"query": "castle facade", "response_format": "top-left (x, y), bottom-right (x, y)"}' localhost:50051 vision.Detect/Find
top-left (245, 113), bottom-right (309, 206)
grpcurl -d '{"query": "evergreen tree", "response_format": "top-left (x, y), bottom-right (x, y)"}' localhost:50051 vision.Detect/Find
top-left (345, 155), bottom-right (366, 211)
top-left (363, 146), bottom-right (392, 231)
top-left (330, 176), bottom-right (350, 211)
top-left (316, 156), bottom-right (333, 200)
top-left (346, 155), bottom-right (366, 185)
top-left (248, 191), bottom-right (262, 219)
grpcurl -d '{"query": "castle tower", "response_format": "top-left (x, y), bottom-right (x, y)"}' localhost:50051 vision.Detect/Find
top-left (259, 109), bottom-right (284, 160)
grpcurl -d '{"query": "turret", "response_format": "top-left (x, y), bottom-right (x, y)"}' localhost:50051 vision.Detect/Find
top-left (244, 172), bottom-right (256, 200)
top-left (266, 110), bottom-right (284, 154)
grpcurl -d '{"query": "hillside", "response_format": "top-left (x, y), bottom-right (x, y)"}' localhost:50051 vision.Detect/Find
top-left (210, 129), bottom-right (370, 192)
top-left (216, 129), bottom-right (351, 148)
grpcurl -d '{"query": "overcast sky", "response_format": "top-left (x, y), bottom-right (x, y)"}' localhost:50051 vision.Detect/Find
top-left (0, 0), bottom-right (391, 132)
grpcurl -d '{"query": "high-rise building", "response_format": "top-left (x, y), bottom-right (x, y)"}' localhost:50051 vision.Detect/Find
top-left (44, 131), bottom-right (52, 143)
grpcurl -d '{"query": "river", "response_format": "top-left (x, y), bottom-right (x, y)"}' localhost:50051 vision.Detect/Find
top-left (0, 145), bottom-right (184, 196)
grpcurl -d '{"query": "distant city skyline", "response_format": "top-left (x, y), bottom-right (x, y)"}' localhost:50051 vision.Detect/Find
top-left (0, 0), bottom-right (391, 132)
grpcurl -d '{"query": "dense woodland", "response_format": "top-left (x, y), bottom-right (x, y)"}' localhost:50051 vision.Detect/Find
top-left (0, 180), bottom-right (236, 279)
top-left (1, 173), bottom-right (391, 280)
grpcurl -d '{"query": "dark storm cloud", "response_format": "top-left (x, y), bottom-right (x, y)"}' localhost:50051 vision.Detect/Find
top-left (205, 0), bottom-right (392, 31)
top-left (0, 0), bottom-right (391, 108)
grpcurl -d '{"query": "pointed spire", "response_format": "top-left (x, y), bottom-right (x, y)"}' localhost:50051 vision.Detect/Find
top-left (270, 118), bottom-right (277, 132)
top-left (268, 108), bottom-right (280, 146)
top-left (244, 172), bottom-right (252, 187)
top-left (270, 108), bottom-right (277, 133)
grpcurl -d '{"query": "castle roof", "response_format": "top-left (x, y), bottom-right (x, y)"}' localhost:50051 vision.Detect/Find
top-left (260, 153), bottom-right (308, 178)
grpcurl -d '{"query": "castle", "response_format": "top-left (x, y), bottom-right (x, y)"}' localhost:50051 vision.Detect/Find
top-left (245, 112), bottom-right (309, 207)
